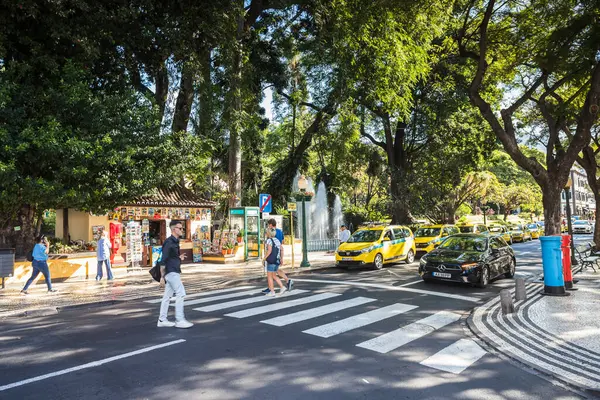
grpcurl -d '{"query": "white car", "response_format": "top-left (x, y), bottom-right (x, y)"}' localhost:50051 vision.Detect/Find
top-left (572, 220), bottom-right (593, 234)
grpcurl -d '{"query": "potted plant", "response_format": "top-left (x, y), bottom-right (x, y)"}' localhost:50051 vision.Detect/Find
top-left (221, 246), bottom-right (227, 256)
top-left (226, 242), bottom-right (235, 255)
top-left (237, 229), bottom-right (244, 244)
top-left (85, 240), bottom-right (97, 251)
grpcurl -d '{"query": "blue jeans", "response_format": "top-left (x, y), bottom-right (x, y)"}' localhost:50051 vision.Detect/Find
top-left (23, 260), bottom-right (52, 291)
top-left (266, 263), bottom-right (280, 272)
top-left (96, 259), bottom-right (114, 280)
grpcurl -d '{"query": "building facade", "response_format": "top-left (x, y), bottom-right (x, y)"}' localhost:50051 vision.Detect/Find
top-left (561, 167), bottom-right (596, 219)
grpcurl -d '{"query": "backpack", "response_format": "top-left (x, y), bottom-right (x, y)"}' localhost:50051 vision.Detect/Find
top-left (26, 248), bottom-right (34, 262)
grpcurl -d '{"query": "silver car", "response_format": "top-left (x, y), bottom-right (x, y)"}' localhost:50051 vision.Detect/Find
top-left (572, 220), bottom-right (593, 234)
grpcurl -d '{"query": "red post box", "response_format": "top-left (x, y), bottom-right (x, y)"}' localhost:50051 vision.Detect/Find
top-left (561, 234), bottom-right (574, 290)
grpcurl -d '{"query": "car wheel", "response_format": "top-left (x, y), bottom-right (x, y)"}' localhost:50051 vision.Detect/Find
top-left (477, 266), bottom-right (490, 288)
top-left (405, 250), bottom-right (415, 264)
top-left (373, 253), bottom-right (384, 270)
top-left (505, 258), bottom-right (516, 278)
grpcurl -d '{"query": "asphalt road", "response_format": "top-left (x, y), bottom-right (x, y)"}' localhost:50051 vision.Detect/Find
top-left (0, 237), bottom-right (590, 400)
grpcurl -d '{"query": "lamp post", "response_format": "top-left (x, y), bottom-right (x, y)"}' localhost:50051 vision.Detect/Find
top-left (297, 175), bottom-right (311, 268)
top-left (564, 178), bottom-right (578, 266)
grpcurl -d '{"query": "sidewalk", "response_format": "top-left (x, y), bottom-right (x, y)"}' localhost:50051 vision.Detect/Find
top-left (469, 273), bottom-right (600, 397)
top-left (0, 252), bottom-right (336, 319)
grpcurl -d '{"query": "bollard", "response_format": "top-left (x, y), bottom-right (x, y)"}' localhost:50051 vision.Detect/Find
top-left (561, 234), bottom-right (576, 290)
top-left (539, 236), bottom-right (569, 296)
top-left (500, 289), bottom-right (515, 314)
top-left (515, 278), bottom-right (527, 301)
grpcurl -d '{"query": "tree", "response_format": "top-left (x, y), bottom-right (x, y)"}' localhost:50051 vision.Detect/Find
top-left (456, 0), bottom-right (600, 235)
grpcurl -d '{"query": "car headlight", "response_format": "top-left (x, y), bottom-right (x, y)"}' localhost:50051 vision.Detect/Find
top-left (360, 246), bottom-right (372, 254)
top-left (460, 262), bottom-right (478, 271)
top-left (420, 258), bottom-right (427, 267)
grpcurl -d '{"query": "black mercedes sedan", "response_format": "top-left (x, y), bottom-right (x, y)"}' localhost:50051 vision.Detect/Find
top-left (418, 234), bottom-right (516, 288)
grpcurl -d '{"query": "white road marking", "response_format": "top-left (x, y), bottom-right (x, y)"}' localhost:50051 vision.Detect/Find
top-left (261, 297), bottom-right (376, 327)
top-left (193, 290), bottom-right (308, 312)
top-left (356, 310), bottom-right (462, 353)
top-left (0, 339), bottom-right (186, 392)
top-left (172, 289), bottom-right (261, 307)
top-left (303, 303), bottom-right (418, 338)
top-left (144, 286), bottom-right (256, 304)
top-left (397, 279), bottom-right (423, 287)
top-left (291, 278), bottom-right (481, 303)
top-left (420, 338), bottom-right (487, 374)
top-left (225, 293), bottom-right (341, 318)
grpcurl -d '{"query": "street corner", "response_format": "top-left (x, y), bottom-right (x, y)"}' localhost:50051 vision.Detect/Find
top-left (467, 279), bottom-right (600, 396)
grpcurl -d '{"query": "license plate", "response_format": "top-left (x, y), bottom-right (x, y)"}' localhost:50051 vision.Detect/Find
top-left (433, 272), bottom-right (451, 278)
top-left (342, 257), bottom-right (354, 261)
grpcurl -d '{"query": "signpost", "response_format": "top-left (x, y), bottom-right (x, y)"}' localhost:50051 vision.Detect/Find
top-left (259, 193), bottom-right (272, 213)
top-left (288, 202), bottom-right (296, 268)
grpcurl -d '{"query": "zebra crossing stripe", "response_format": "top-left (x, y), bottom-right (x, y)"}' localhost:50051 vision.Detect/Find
top-left (356, 310), bottom-right (461, 353)
top-left (261, 297), bottom-right (376, 327)
top-left (419, 338), bottom-right (487, 374)
top-left (225, 293), bottom-right (342, 318)
top-left (171, 289), bottom-right (261, 307)
top-left (302, 303), bottom-right (418, 338)
top-left (144, 286), bottom-right (256, 304)
top-left (193, 290), bottom-right (309, 312)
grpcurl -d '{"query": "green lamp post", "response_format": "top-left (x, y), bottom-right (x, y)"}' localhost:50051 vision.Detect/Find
top-left (297, 175), bottom-right (311, 268)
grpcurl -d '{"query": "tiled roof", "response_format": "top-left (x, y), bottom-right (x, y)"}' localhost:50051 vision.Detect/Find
top-left (124, 185), bottom-right (216, 208)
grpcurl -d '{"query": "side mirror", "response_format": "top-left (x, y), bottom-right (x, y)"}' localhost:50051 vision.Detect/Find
top-left (383, 237), bottom-right (391, 242)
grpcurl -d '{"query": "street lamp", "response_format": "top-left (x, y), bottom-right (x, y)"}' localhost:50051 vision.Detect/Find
top-left (564, 178), bottom-right (578, 266)
top-left (297, 175), bottom-right (311, 268)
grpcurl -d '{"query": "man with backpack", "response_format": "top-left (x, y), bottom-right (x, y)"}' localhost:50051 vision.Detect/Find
top-left (21, 235), bottom-right (57, 294)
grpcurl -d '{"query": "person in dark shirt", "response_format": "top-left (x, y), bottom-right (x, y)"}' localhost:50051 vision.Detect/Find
top-left (157, 220), bottom-right (193, 329)
top-left (262, 228), bottom-right (286, 297)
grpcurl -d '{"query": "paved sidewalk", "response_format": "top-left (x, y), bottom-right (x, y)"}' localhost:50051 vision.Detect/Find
top-left (0, 252), bottom-right (336, 318)
top-left (469, 277), bottom-right (600, 397)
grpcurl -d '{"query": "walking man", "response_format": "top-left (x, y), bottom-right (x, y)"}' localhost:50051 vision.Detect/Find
top-left (157, 220), bottom-right (193, 328)
top-left (339, 224), bottom-right (351, 243)
top-left (96, 231), bottom-right (114, 280)
top-left (21, 235), bottom-right (57, 294)
top-left (262, 218), bottom-right (294, 294)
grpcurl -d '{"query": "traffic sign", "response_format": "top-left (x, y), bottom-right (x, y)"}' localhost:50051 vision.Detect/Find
top-left (259, 193), bottom-right (272, 213)
top-left (287, 202), bottom-right (297, 212)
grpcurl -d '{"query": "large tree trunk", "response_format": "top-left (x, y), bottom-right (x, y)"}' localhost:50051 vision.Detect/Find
top-left (389, 171), bottom-right (414, 224)
top-left (171, 63), bottom-right (195, 133)
top-left (541, 183), bottom-right (562, 235)
top-left (0, 204), bottom-right (37, 257)
top-left (63, 208), bottom-right (69, 244)
top-left (228, 6), bottom-right (244, 208)
top-left (198, 47), bottom-right (214, 137)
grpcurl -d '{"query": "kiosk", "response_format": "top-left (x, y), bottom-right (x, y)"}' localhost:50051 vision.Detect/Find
top-left (230, 207), bottom-right (261, 260)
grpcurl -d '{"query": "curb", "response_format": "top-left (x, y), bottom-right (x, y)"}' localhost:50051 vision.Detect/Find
top-left (466, 285), bottom-right (600, 399)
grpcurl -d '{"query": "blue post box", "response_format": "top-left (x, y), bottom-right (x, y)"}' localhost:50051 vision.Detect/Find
top-left (539, 236), bottom-right (569, 296)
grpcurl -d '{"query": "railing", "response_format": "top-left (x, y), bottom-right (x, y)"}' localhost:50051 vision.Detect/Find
top-left (307, 239), bottom-right (340, 252)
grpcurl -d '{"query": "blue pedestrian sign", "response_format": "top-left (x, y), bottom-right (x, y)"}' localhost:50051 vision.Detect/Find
top-left (259, 193), bottom-right (272, 213)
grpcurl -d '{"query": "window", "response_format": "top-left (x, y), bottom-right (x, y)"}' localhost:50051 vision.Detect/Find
top-left (490, 238), bottom-right (502, 250)
top-left (384, 230), bottom-right (394, 240)
top-left (393, 228), bottom-right (409, 238)
top-left (478, 225), bottom-right (488, 232)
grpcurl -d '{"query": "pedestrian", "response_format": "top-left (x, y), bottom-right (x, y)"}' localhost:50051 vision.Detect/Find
top-left (263, 228), bottom-right (286, 297)
top-left (339, 224), bottom-right (351, 243)
top-left (261, 218), bottom-right (294, 294)
top-left (95, 231), bottom-right (114, 281)
top-left (157, 220), bottom-right (193, 329)
top-left (21, 235), bottom-right (57, 294)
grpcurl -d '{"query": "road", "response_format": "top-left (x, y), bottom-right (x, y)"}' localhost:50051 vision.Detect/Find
top-left (0, 236), bottom-right (590, 399)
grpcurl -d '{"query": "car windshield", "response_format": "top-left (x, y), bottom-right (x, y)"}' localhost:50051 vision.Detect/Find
top-left (438, 236), bottom-right (488, 252)
top-left (348, 230), bottom-right (382, 243)
top-left (489, 227), bottom-right (503, 232)
top-left (415, 227), bottom-right (441, 237)
top-left (527, 224), bottom-right (538, 229)
top-left (574, 221), bottom-right (588, 225)
top-left (512, 225), bottom-right (524, 231)
top-left (458, 226), bottom-right (474, 233)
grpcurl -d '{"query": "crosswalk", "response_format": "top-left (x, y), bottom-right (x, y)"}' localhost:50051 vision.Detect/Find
top-left (144, 286), bottom-right (487, 374)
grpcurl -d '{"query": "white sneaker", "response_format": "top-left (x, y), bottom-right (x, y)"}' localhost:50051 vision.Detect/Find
top-left (279, 287), bottom-right (287, 296)
top-left (157, 319), bottom-right (176, 327)
top-left (267, 291), bottom-right (276, 297)
top-left (175, 320), bottom-right (194, 329)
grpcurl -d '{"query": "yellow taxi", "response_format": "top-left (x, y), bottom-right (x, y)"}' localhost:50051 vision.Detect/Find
top-left (488, 225), bottom-right (513, 245)
top-left (336, 225), bottom-right (416, 269)
top-left (414, 224), bottom-right (459, 255)
top-left (527, 223), bottom-right (541, 239)
top-left (509, 224), bottom-right (532, 242)
top-left (456, 223), bottom-right (490, 235)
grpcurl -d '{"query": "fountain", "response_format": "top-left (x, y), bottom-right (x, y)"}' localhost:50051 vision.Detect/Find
top-left (311, 182), bottom-right (329, 240)
top-left (333, 195), bottom-right (343, 233)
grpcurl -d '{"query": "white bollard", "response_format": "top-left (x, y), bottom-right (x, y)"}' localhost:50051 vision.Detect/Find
top-left (500, 289), bottom-right (515, 314)
top-left (515, 278), bottom-right (527, 301)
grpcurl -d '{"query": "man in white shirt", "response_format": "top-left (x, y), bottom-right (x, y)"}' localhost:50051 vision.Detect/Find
top-left (339, 225), bottom-right (351, 243)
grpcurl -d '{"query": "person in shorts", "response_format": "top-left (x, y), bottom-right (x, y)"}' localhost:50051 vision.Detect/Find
top-left (261, 219), bottom-right (294, 293)
top-left (262, 228), bottom-right (286, 297)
